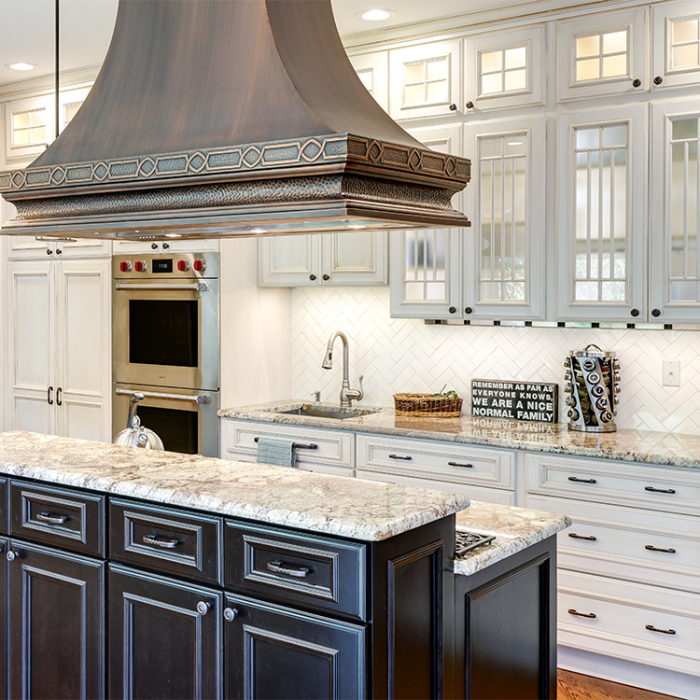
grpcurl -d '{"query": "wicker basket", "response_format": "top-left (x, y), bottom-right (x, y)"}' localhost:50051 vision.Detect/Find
top-left (393, 393), bottom-right (463, 417)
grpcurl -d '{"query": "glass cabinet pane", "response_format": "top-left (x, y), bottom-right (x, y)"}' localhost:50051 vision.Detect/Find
top-left (403, 229), bottom-right (447, 301)
top-left (476, 134), bottom-right (528, 303)
top-left (572, 123), bottom-right (630, 303)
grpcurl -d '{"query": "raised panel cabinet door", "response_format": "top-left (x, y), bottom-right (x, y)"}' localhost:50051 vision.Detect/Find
top-left (8, 540), bottom-right (105, 700)
top-left (108, 564), bottom-right (223, 700)
top-left (55, 260), bottom-right (112, 442)
top-left (258, 235), bottom-right (320, 286)
top-left (321, 231), bottom-right (388, 285)
top-left (6, 262), bottom-right (56, 435)
top-left (223, 593), bottom-right (366, 700)
top-left (0, 537), bottom-right (8, 700)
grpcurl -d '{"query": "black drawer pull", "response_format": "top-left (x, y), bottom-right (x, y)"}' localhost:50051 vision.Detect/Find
top-left (568, 609), bottom-right (596, 619)
top-left (568, 476), bottom-right (597, 484)
top-left (142, 534), bottom-right (182, 549)
top-left (645, 544), bottom-right (676, 554)
top-left (644, 486), bottom-right (676, 494)
top-left (568, 533), bottom-right (597, 541)
top-left (36, 512), bottom-right (69, 525)
top-left (267, 560), bottom-right (311, 578)
top-left (253, 437), bottom-right (318, 449)
top-left (448, 461), bottom-right (473, 468)
top-left (646, 624), bottom-right (676, 635)
top-left (389, 454), bottom-right (412, 461)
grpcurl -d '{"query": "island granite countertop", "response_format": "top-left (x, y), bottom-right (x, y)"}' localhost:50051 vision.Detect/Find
top-left (0, 431), bottom-right (468, 542)
top-left (220, 400), bottom-right (700, 470)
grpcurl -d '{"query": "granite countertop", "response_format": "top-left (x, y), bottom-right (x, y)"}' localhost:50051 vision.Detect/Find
top-left (0, 431), bottom-right (468, 542)
top-left (452, 501), bottom-right (570, 576)
top-left (220, 400), bottom-right (700, 470)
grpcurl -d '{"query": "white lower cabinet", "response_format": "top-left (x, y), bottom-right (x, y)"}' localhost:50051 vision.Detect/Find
top-left (525, 453), bottom-right (700, 691)
top-left (5, 259), bottom-right (112, 442)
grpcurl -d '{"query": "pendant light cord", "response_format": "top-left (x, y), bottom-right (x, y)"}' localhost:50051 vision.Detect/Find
top-left (55, 0), bottom-right (59, 137)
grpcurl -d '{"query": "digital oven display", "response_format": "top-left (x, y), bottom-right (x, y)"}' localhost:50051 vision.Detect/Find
top-left (152, 259), bottom-right (173, 273)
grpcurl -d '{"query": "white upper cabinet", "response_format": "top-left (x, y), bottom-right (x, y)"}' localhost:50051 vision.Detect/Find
top-left (259, 232), bottom-right (387, 287)
top-left (4, 95), bottom-right (53, 163)
top-left (464, 25), bottom-right (546, 113)
top-left (390, 125), bottom-right (462, 319)
top-left (463, 115), bottom-right (546, 320)
top-left (389, 40), bottom-right (462, 120)
top-left (112, 239), bottom-right (219, 255)
top-left (557, 8), bottom-right (647, 101)
top-left (649, 99), bottom-right (700, 323)
top-left (348, 50), bottom-right (390, 112)
top-left (652, 0), bottom-right (700, 90)
top-left (557, 105), bottom-right (647, 322)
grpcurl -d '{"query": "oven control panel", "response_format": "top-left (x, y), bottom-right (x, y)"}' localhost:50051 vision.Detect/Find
top-left (112, 252), bottom-right (218, 279)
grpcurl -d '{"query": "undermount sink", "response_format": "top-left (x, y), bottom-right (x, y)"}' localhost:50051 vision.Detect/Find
top-left (276, 404), bottom-right (379, 420)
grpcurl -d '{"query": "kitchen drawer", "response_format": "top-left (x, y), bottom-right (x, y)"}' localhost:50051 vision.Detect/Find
top-left (0, 478), bottom-right (7, 535)
top-left (109, 499), bottom-right (223, 585)
top-left (10, 480), bottom-right (105, 556)
top-left (527, 494), bottom-right (700, 592)
top-left (356, 469), bottom-right (516, 506)
top-left (558, 570), bottom-right (700, 676)
top-left (526, 453), bottom-right (699, 515)
top-left (225, 520), bottom-right (367, 622)
top-left (224, 420), bottom-right (354, 473)
top-left (356, 434), bottom-right (514, 489)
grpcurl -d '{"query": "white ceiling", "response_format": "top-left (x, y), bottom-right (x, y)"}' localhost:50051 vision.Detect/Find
top-left (0, 0), bottom-right (567, 87)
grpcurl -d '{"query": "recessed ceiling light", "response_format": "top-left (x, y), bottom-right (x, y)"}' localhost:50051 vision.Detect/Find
top-left (358, 9), bottom-right (395, 21)
top-left (6, 62), bottom-right (37, 72)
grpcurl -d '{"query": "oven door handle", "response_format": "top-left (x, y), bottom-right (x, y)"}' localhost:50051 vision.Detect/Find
top-left (114, 283), bottom-right (211, 292)
top-left (115, 388), bottom-right (212, 404)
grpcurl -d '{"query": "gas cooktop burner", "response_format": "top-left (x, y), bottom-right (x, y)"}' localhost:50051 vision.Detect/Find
top-left (455, 531), bottom-right (496, 558)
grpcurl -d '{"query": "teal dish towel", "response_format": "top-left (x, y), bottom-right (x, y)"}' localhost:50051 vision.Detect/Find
top-left (256, 436), bottom-right (297, 468)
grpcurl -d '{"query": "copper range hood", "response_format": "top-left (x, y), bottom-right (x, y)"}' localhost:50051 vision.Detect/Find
top-left (0, 0), bottom-right (470, 241)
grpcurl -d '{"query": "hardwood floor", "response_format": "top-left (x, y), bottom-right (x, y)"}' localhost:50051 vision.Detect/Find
top-left (558, 669), bottom-right (683, 700)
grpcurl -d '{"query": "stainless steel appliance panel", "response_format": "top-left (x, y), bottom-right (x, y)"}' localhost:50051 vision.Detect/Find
top-left (113, 384), bottom-right (219, 457)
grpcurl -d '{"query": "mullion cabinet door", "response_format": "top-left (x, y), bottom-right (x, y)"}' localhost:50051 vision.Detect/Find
top-left (389, 39), bottom-right (462, 120)
top-left (557, 8), bottom-right (647, 102)
top-left (652, 0), bottom-right (700, 91)
top-left (464, 25), bottom-right (546, 114)
top-left (8, 540), bottom-right (105, 700)
top-left (557, 105), bottom-right (647, 322)
top-left (649, 98), bottom-right (700, 323)
top-left (108, 564), bottom-right (223, 700)
top-left (463, 115), bottom-right (546, 320)
top-left (223, 593), bottom-right (366, 700)
top-left (390, 125), bottom-right (463, 319)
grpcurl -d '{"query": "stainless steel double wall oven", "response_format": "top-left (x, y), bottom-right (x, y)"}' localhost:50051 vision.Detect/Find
top-left (112, 252), bottom-right (219, 456)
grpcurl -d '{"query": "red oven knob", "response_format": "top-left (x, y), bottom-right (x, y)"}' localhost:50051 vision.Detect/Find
top-left (193, 259), bottom-right (205, 272)
top-left (119, 261), bottom-right (132, 273)
top-left (177, 260), bottom-right (190, 272)
top-left (134, 261), bottom-right (146, 272)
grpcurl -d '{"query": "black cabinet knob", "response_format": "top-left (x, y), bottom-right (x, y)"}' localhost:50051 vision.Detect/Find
top-left (654, 76), bottom-right (663, 85)
top-left (632, 78), bottom-right (641, 87)
top-left (56, 248), bottom-right (62, 255)
top-left (322, 274), bottom-right (330, 281)
top-left (163, 242), bottom-right (169, 249)
top-left (449, 306), bottom-right (457, 314)
top-left (465, 307), bottom-right (473, 314)
top-left (466, 101), bottom-right (474, 110)
top-left (449, 103), bottom-right (457, 111)
top-left (309, 274), bottom-right (317, 281)
top-left (631, 308), bottom-right (640, 317)
top-left (46, 249), bottom-right (53, 255)
top-left (151, 242), bottom-right (158, 249)
top-left (651, 308), bottom-right (661, 317)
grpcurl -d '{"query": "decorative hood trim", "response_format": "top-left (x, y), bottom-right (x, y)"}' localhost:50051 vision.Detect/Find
top-left (0, 0), bottom-right (469, 240)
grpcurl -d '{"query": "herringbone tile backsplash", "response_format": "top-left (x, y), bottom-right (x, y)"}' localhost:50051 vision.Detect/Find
top-left (291, 287), bottom-right (700, 435)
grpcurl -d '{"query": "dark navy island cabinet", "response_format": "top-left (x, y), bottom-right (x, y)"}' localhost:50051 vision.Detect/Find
top-left (0, 475), bottom-right (555, 700)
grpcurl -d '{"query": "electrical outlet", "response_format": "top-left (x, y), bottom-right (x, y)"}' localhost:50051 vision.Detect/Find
top-left (663, 360), bottom-right (681, 387)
